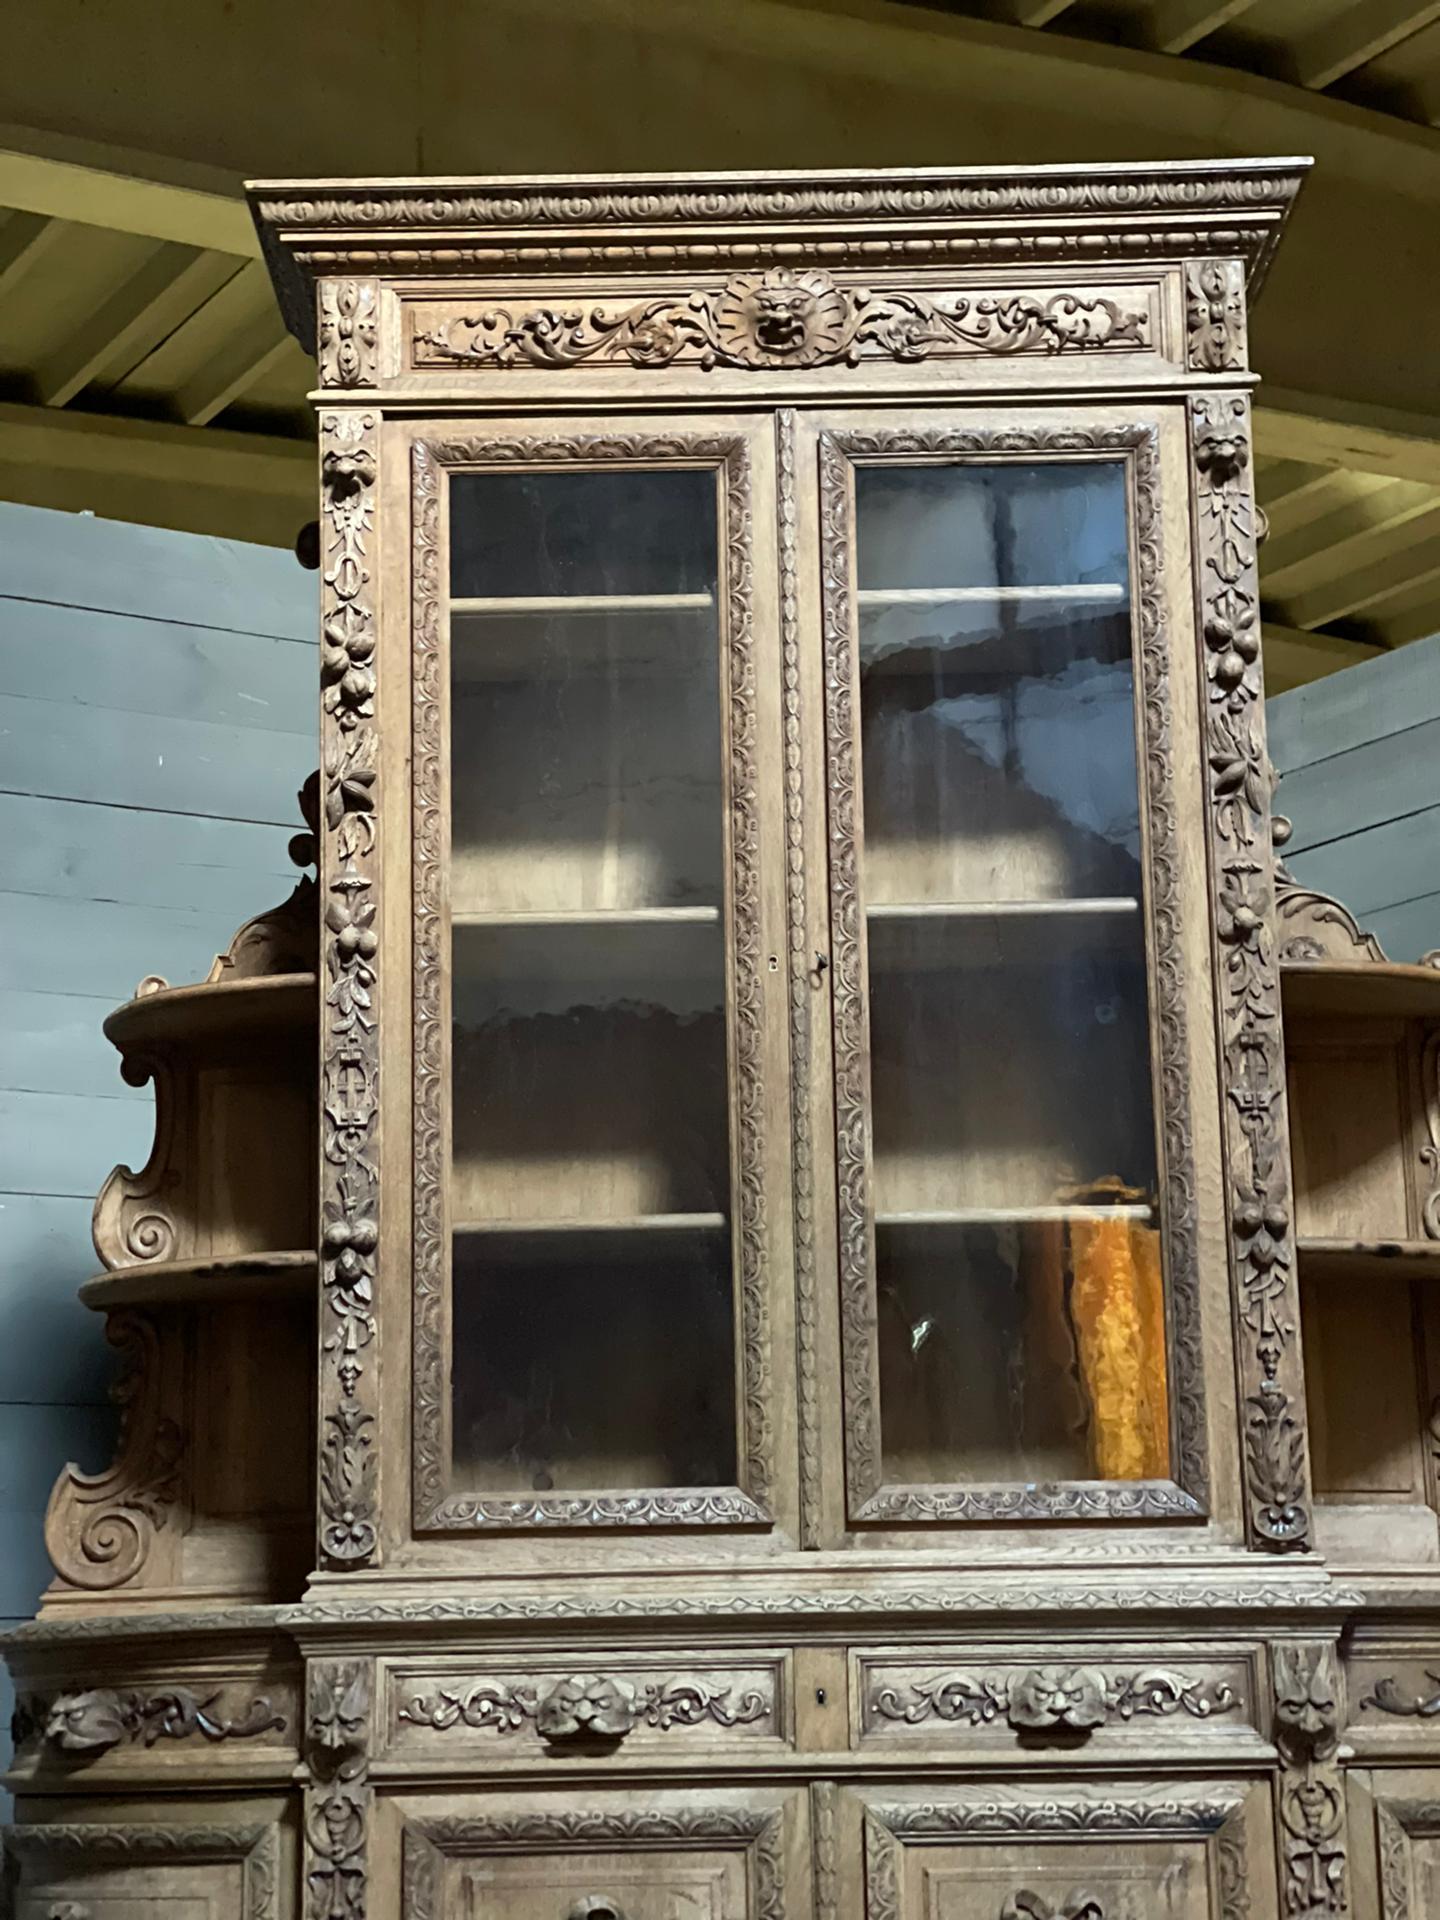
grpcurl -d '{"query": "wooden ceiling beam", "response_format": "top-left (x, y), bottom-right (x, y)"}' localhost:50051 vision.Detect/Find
top-left (173, 313), bottom-right (294, 427)
top-left (1280, 507), bottom-right (1440, 627)
top-left (0, 127), bottom-right (258, 255)
top-left (1261, 619), bottom-right (1385, 695)
top-left (1293, 0), bottom-right (1440, 90)
top-left (32, 247), bottom-right (242, 409)
top-left (1002, 0), bottom-right (1080, 24)
top-left (1149, 0), bottom-right (1261, 55)
top-left (0, 211), bottom-right (70, 300)
top-left (1255, 387), bottom-right (1440, 485)
top-left (1260, 477), bottom-right (1440, 590)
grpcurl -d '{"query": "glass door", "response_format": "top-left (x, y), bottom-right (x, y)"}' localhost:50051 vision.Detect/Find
top-left (410, 422), bottom-right (783, 1533)
top-left (813, 413), bottom-right (1205, 1528)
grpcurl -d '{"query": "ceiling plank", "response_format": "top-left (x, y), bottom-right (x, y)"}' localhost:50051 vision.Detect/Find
top-left (1262, 619), bottom-right (1385, 695)
top-left (1261, 470), bottom-right (1379, 544)
top-left (0, 212), bottom-right (70, 300)
top-left (173, 312), bottom-right (294, 427)
top-left (1293, 0), bottom-right (1440, 89)
top-left (0, 129), bottom-right (258, 256)
top-left (32, 247), bottom-right (242, 408)
top-left (1279, 505), bottom-right (1440, 627)
top-left (1149, 0), bottom-right (1262, 55)
top-left (1003, 0), bottom-right (1080, 23)
top-left (1256, 387), bottom-right (1440, 485)
top-left (1260, 476), bottom-right (1440, 589)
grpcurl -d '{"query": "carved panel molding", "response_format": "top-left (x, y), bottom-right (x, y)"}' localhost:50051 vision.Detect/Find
top-left (4, 1819), bottom-right (279, 1918)
top-left (1375, 1794), bottom-right (1440, 1920)
top-left (44, 1312), bottom-right (183, 1592)
top-left (1273, 1641), bottom-right (1347, 1920)
top-left (410, 429), bottom-right (773, 1532)
top-left (318, 409), bottom-right (381, 1570)
top-left (305, 1658), bottom-right (371, 1920)
top-left (866, 1663), bottom-right (1241, 1733)
top-left (1192, 393), bottom-right (1311, 1553)
top-left (410, 275), bottom-right (1153, 373)
top-left (819, 420), bottom-right (1205, 1524)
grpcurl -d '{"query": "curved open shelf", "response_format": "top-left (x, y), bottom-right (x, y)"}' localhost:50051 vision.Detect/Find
top-left (79, 1250), bottom-right (316, 1311)
top-left (104, 972), bottom-right (318, 1052)
top-left (1282, 961), bottom-right (1440, 1023)
top-left (1297, 1237), bottom-right (1440, 1285)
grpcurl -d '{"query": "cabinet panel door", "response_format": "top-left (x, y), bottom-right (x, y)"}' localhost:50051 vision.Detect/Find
top-left (799, 406), bottom-right (1213, 1530)
top-left (398, 1785), bottom-right (804, 1920)
top-left (1350, 1770), bottom-right (1440, 1920)
top-left (5, 1816), bottom-right (282, 1920)
top-left (844, 1781), bottom-right (1271, 1920)
top-left (404, 418), bottom-right (791, 1536)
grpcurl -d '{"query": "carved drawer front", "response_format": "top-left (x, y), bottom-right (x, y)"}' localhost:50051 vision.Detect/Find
top-left (10, 1669), bottom-right (298, 1780)
top-left (853, 1648), bottom-right (1261, 1755)
top-left (840, 1779), bottom-right (1273, 1920)
top-left (397, 1784), bottom-right (804, 1920)
top-left (383, 1652), bottom-right (790, 1759)
top-left (5, 1812), bottom-right (285, 1920)
top-left (1347, 1651), bottom-right (1440, 1753)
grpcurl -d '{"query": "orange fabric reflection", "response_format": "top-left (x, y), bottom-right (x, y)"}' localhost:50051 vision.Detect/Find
top-left (1065, 1177), bottom-right (1170, 1480)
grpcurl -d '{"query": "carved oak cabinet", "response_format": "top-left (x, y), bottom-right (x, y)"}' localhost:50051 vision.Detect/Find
top-left (9, 159), bottom-right (1440, 1920)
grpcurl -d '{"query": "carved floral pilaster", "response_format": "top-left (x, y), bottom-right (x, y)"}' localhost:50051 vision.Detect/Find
top-left (1273, 1641), bottom-right (1347, 1918)
top-left (305, 1659), bottom-right (372, 1920)
top-left (318, 280), bottom-right (379, 387)
top-left (43, 1312), bottom-right (183, 1592)
top-left (1191, 392), bottom-right (1312, 1553)
top-left (1186, 260), bottom-right (1246, 372)
top-left (318, 411), bottom-right (380, 1569)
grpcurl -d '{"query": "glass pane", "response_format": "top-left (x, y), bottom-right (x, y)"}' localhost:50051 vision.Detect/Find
top-left (447, 466), bottom-right (736, 1495)
top-left (852, 458), bottom-right (1168, 1489)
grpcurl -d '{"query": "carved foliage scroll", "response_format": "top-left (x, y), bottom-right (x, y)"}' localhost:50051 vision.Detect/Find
top-left (397, 1670), bottom-right (772, 1740)
top-left (33, 1685), bottom-right (285, 1753)
top-left (1186, 261), bottom-right (1246, 373)
top-left (319, 411), bottom-right (380, 1568)
top-left (1192, 393), bottom-right (1310, 1552)
top-left (412, 271), bottom-right (1151, 373)
top-left (44, 1312), bottom-right (182, 1592)
top-left (305, 1659), bottom-right (371, 1920)
top-left (319, 280), bottom-right (378, 387)
top-left (870, 1664), bottom-right (1239, 1732)
top-left (1273, 1642), bottom-right (1347, 1918)
top-left (410, 431), bottom-right (772, 1532)
top-left (820, 421), bottom-right (1204, 1523)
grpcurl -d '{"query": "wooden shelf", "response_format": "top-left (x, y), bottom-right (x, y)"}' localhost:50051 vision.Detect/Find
top-left (452, 593), bottom-right (714, 615)
top-left (451, 595), bottom-right (716, 683)
top-left (454, 1214), bottom-right (728, 1264)
top-left (104, 972), bottom-right (316, 1052)
top-left (857, 584), bottom-right (1125, 607)
top-left (1282, 961), bottom-right (1440, 1022)
top-left (454, 907), bottom-right (720, 929)
top-left (80, 1250), bottom-right (316, 1311)
top-left (1298, 1237), bottom-right (1440, 1284)
top-left (867, 899), bottom-right (1139, 920)
top-left (877, 1205), bottom-right (1154, 1227)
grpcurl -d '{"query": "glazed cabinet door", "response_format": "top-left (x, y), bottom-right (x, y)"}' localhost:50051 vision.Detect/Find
top-left (835, 1780), bottom-right (1274, 1920)
top-left (791, 405), bottom-right (1222, 1537)
top-left (402, 417), bottom-right (794, 1539)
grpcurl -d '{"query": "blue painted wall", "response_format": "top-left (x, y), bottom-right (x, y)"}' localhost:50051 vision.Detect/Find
top-left (0, 500), bottom-right (315, 1794)
top-left (1268, 633), bottom-right (1440, 962)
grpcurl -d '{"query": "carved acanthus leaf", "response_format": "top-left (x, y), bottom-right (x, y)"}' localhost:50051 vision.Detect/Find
top-left (1186, 259), bottom-right (1246, 372)
top-left (412, 272), bottom-right (1150, 372)
top-left (318, 280), bottom-right (378, 387)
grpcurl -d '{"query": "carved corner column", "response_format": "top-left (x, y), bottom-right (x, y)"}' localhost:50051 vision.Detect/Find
top-left (305, 1657), bottom-right (373, 1920)
top-left (1271, 1641), bottom-right (1348, 1920)
top-left (1190, 391), bottom-right (1313, 1553)
top-left (317, 402), bottom-right (381, 1570)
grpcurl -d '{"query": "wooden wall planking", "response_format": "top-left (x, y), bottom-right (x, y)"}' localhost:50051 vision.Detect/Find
top-left (0, 503), bottom-right (315, 1767)
top-left (1268, 631), bottom-right (1440, 962)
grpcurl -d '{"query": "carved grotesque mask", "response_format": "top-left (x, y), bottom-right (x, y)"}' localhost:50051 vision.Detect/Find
top-left (536, 1673), bottom-right (636, 1741)
top-left (713, 268), bottom-right (851, 367)
top-left (44, 1690), bottom-right (129, 1753)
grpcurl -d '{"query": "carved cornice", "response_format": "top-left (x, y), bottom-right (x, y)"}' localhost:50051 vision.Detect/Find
top-left (820, 420), bottom-right (1204, 1525)
top-left (4, 1820), bottom-right (279, 1917)
top-left (249, 161), bottom-right (1307, 346)
top-left (44, 1312), bottom-right (183, 1593)
top-left (409, 277), bottom-right (1151, 374)
top-left (1192, 393), bottom-right (1311, 1554)
top-left (1273, 1641), bottom-right (1347, 1919)
top-left (318, 410), bottom-right (380, 1571)
top-left (305, 1659), bottom-right (371, 1920)
top-left (869, 1664), bottom-right (1239, 1732)
top-left (410, 429), bottom-right (772, 1533)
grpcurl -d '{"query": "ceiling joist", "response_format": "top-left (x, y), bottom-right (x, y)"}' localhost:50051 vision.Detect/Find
top-left (33, 246), bottom-right (241, 409)
top-left (1293, 0), bottom-right (1440, 90)
top-left (1149, 0), bottom-right (1260, 56)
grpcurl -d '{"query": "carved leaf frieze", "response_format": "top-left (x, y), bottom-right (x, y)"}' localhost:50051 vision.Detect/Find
top-left (319, 280), bottom-right (378, 387)
top-left (1193, 393), bottom-right (1310, 1554)
top-left (318, 410), bottom-right (380, 1569)
top-left (870, 1665), bottom-right (1239, 1732)
top-left (28, 1685), bottom-right (285, 1754)
top-left (411, 272), bottom-right (1152, 373)
top-left (396, 1669), bottom-right (772, 1740)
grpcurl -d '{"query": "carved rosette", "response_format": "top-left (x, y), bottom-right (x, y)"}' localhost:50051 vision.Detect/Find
top-left (870, 1665), bottom-right (1239, 1731)
top-left (1272, 1642), bottom-right (1347, 1918)
top-left (44, 1313), bottom-right (183, 1592)
top-left (1186, 260), bottom-right (1246, 373)
top-left (318, 411), bottom-right (380, 1568)
top-left (411, 272), bottom-right (1151, 373)
top-left (318, 280), bottom-right (379, 387)
top-left (1191, 393), bottom-right (1311, 1553)
top-left (305, 1659), bottom-right (371, 1920)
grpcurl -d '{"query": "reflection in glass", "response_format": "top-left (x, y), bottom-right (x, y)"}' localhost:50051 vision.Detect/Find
top-left (446, 467), bottom-right (736, 1494)
top-left (853, 459), bottom-right (1169, 1488)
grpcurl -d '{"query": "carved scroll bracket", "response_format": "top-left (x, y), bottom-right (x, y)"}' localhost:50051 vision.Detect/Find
top-left (319, 410), bottom-right (380, 1569)
top-left (1192, 393), bottom-right (1311, 1553)
top-left (43, 1313), bottom-right (183, 1593)
top-left (1273, 1642), bottom-right (1348, 1920)
top-left (92, 1054), bottom-right (185, 1269)
top-left (305, 1659), bottom-right (372, 1920)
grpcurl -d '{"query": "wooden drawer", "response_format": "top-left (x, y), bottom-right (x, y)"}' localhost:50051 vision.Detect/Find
top-left (390, 1784), bottom-right (805, 1920)
top-left (851, 1646), bottom-right (1263, 1757)
top-left (834, 1778), bottom-right (1274, 1920)
top-left (1346, 1645), bottom-right (1440, 1755)
top-left (381, 1651), bottom-right (790, 1762)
